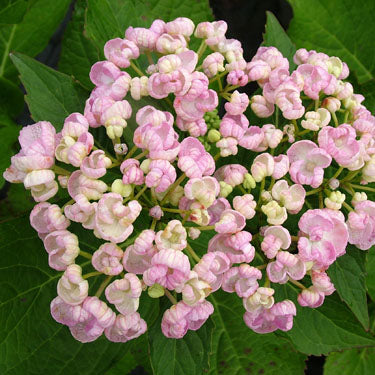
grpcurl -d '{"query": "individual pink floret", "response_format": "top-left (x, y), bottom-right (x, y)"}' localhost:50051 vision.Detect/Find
top-left (215, 209), bottom-right (246, 234)
top-left (95, 193), bottom-right (142, 243)
top-left (261, 225), bottom-right (291, 259)
top-left (244, 299), bottom-right (296, 334)
top-left (193, 252), bottom-right (231, 291)
top-left (251, 153), bottom-right (275, 182)
top-left (104, 38), bottom-right (139, 68)
top-left (202, 52), bottom-right (225, 78)
top-left (92, 243), bottom-right (124, 275)
top-left (267, 251), bottom-right (306, 283)
top-left (175, 271), bottom-right (211, 306)
top-left (272, 155), bottom-right (290, 180)
top-left (143, 249), bottom-right (190, 290)
top-left (145, 159), bottom-right (176, 193)
top-left (105, 312), bottom-right (147, 342)
top-left (30, 202), bottom-right (70, 235)
top-left (69, 296), bottom-right (116, 343)
top-left (178, 137), bottom-right (215, 178)
top-left (346, 200), bottom-right (375, 250)
top-left (214, 164), bottom-right (247, 187)
top-left (68, 170), bottom-right (108, 200)
top-left (57, 264), bottom-right (88, 305)
top-left (185, 300), bottom-right (214, 330)
top-left (207, 198), bottom-right (231, 225)
top-left (298, 209), bottom-right (348, 269)
top-left (120, 159), bottom-right (145, 185)
top-left (222, 264), bottom-right (262, 298)
top-left (287, 140), bottom-right (332, 188)
top-left (125, 26), bottom-right (158, 51)
top-left (208, 231), bottom-right (254, 264)
top-left (184, 176), bottom-right (220, 208)
top-left (318, 124), bottom-right (361, 167)
top-left (165, 17), bottom-right (195, 37)
top-left (271, 180), bottom-right (306, 213)
top-left (136, 105), bottom-right (173, 127)
top-left (155, 220), bottom-right (187, 251)
top-left (50, 296), bottom-right (89, 327)
top-left (161, 301), bottom-right (192, 338)
top-left (194, 20), bottom-right (227, 45)
top-left (274, 80), bottom-right (305, 120)
top-left (105, 273), bottom-right (142, 314)
top-left (233, 194), bottom-right (256, 220)
top-left (134, 122), bottom-right (180, 161)
top-left (64, 194), bottom-right (97, 230)
top-left (44, 230), bottom-right (79, 271)
top-left (176, 117), bottom-right (207, 137)
top-left (123, 244), bottom-right (157, 274)
top-left (81, 150), bottom-right (112, 179)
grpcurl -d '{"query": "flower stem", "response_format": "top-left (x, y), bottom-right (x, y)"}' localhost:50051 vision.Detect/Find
top-left (342, 201), bottom-right (354, 212)
top-left (192, 225), bottom-right (215, 231)
top-left (134, 185), bottom-right (148, 200)
top-left (79, 250), bottom-right (92, 259)
top-left (186, 243), bottom-right (201, 263)
top-left (330, 166), bottom-right (344, 181)
top-left (83, 271), bottom-right (101, 279)
top-left (349, 183), bottom-right (375, 193)
top-left (289, 279), bottom-right (305, 289)
top-left (305, 187), bottom-right (322, 196)
top-left (130, 61), bottom-right (144, 76)
top-left (124, 145), bottom-right (138, 160)
top-left (133, 150), bottom-right (148, 160)
top-left (164, 289), bottom-right (178, 304)
top-left (95, 275), bottom-right (113, 298)
top-left (197, 40), bottom-right (207, 60)
top-left (53, 165), bottom-right (71, 176)
top-left (161, 207), bottom-right (190, 214)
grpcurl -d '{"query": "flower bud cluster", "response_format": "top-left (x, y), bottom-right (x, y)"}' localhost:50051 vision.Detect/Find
top-left (4, 17), bottom-right (375, 343)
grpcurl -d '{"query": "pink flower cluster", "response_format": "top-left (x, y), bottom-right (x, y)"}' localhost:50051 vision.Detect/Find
top-left (4, 16), bottom-right (375, 344)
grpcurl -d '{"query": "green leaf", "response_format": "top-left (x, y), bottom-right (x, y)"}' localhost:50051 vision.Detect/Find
top-left (0, 114), bottom-right (20, 188)
top-left (0, 76), bottom-right (23, 116)
top-left (324, 348), bottom-right (375, 375)
top-left (10, 52), bottom-right (88, 130)
top-left (148, 302), bottom-right (214, 375)
top-left (287, 0), bottom-right (375, 110)
top-left (0, 0), bottom-right (27, 24)
top-left (366, 248), bottom-right (375, 301)
top-left (0, 0), bottom-right (71, 80)
top-left (327, 245), bottom-right (369, 329)
top-left (0, 216), bottom-right (132, 375)
top-left (274, 284), bottom-right (375, 355)
top-left (59, 0), bottom-right (99, 90)
top-left (263, 11), bottom-right (296, 70)
top-left (85, 0), bottom-right (213, 51)
top-left (208, 291), bottom-right (307, 375)
top-left (0, 184), bottom-right (35, 221)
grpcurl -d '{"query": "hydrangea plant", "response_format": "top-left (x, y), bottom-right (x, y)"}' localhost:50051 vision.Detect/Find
top-left (2, 0), bottom-right (375, 374)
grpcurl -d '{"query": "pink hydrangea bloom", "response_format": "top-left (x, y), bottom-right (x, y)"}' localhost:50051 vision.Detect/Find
top-left (346, 200), bottom-right (375, 250)
top-left (224, 91), bottom-right (249, 115)
top-left (215, 209), bottom-right (246, 234)
top-left (272, 155), bottom-right (290, 179)
top-left (207, 198), bottom-right (231, 225)
top-left (23, 170), bottom-right (58, 202)
top-left (251, 153), bottom-right (275, 182)
top-left (143, 249), bottom-right (190, 290)
top-left (105, 273), bottom-right (142, 314)
top-left (208, 231), bottom-right (254, 264)
top-left (214, 164), bottom-right (247, 187)
top-left (250, 95), bottom-right (274, 118)
top-left (222, 264), bottom-right (262, 298)
top-left (95, 193), bottom-right (142, 243)
top-left (178, 137), bottom-right (215, 178)
top-left (184, 176), bottom-right (220, 208)
top-left (244, 300), bottom-right (296, 334)
top-left (271, 180), bottom-right (306, 213)
top-left (104, 38), bottom-right (139, 68)
top-left (134, 122), bottom-right (180, 161)
top-left (121, 159), bottom-right (145, 185)
top-left (81, 150), bottom-right (112, 179)
top-left (185, 300), bottom-right (214, 330)
top-left (233, 194), bottom-right (256, 220)
top-left (123, 244), bottom-right (157, 274)
top-left (92, 243), bottom-right (124, 275)
top-left (274, 80), bottom-right (305, 120)
top-left (176, 117), bottom-right (207, 137)
top-left (267, 251), bottom-right (306, 283)
top-left (70, 297), bottom-right (116, 343)
top-left (30, 202), bottom-right (70, 236)
top-left (195, 20), bottom-right (227, 45)
top-left (50, 296), bottom-right (89, 327)
top-left (318, 124), bottom-right (361, 167)
top-left (145, 159), bottom-right (176, 193)
top-left (193, 252), bottom-right (230, 291)
top-left (136, 105), bottom-right (173, 127)
top-left (261, 225), bottom-right (291, 259)
top-left (155, 220), bottom-right (187, 251)
top-left (64, 194), bottom-right (97, 230)
top-left (161, 301), bottom-right (192, 338)
top-left (202, 52), bottom-right (225, 77)
top-left (68, 170), bottom-right (107, 200)
top-left (298, 209), bottom-right (348, 269)
top-left (57, 264), bottom-right (88, 305)
top-left (287, 140), bottom-right (332, 188)
top-left (43, 230), bottom-right (79, 270)
top-left (105, 312), bottom-right (147, 342)
top-left (175, 271), bottom-right (211, 306)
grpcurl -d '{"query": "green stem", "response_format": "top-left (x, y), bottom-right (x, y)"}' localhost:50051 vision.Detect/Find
top-left (133, 150), bottom-right (148, 160)
top-left (289, 279), bottom-right (306, 289)
top-left (349, 183), bottom-right (375, 193)
top-left (79, 250), bottom-right (92, 259)
top-left (130, 61), bottom-right (144, 76)
top-left (330, 166), bottom-right (344, 181)
top-left (161, 207), bottom-right (190, 214)
top-left (124, 145), bottom-right (138, 160)
top-left (332, 112), bottom-right (339, 127)
top-left (197, 40), bottom-right (207, 60)
top-left (186, 243), bottom-right (201, 263)
top-left (305, 187), bottom-right (322, 196)
top-left (134, 185), bottom-right (148, 200)
top-left (342, 201), bottom-right (354, 212)
top-left (95, 275), bottom-right (113, 298)
top-left (83, 271), bottom-right (101, 279)
top-left (193, 225), bottom-right (215, 231)
top-left (53, 165), bottom-right (71, 176)
top-left (164, 289), bottom-right (177, 304)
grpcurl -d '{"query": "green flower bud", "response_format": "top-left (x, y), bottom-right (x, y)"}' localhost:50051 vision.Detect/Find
top-left (111, 179), bottom-right (133, 197)
top-left (243, 173), bottom-right (256, 190)
top-left (207, 129), bottom-right (221, 142)
top-left (148, 283), bottom-right (165, 298)
top-left (219, 181), bottom-right (233, 198)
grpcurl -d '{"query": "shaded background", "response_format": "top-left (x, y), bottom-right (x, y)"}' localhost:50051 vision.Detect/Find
top-left (7, 0), bottom-right (323, 373)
